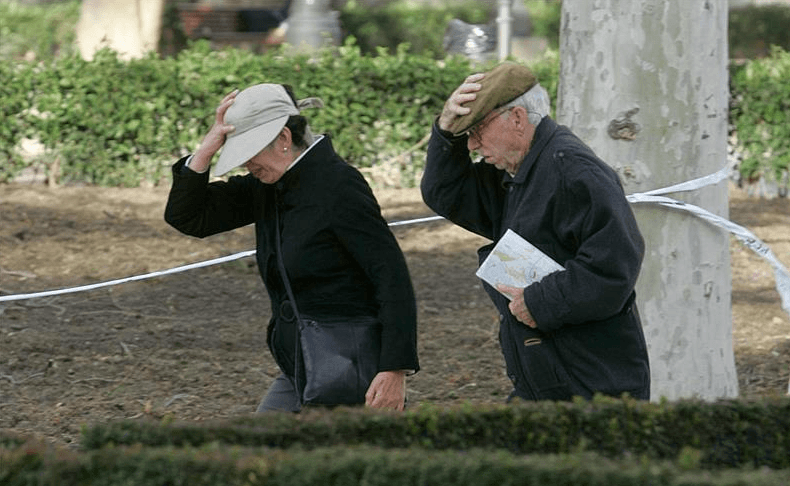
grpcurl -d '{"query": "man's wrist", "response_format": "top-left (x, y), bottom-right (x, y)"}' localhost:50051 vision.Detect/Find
top-left (434, 118), bottom-right (465, 140)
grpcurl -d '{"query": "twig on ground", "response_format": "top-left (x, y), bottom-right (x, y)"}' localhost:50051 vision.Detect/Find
top-left (0, 267), bottom-right (37, 279)
top-left (19, 297), bottom-right (66, 316)
top-left (16, 372), bottom-right (44, 384)
top-left (0, 304), bottom-right (23, 317)
top-left (70, 377), bottom-right (119, 386)
top-left (73, 309), bottom-right (182, 320)
top-left (102, 287), bottom-right (181, 320)
top-left (119, 342), bottom-right (133, 357)
top-left (2, 372), bottom-right (45, 385)
top-left (164, 394), bottom-right (195, 408)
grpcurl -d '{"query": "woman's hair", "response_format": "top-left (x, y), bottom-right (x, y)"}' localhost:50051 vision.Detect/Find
top-left (281, 84), bottom-right (315, 150)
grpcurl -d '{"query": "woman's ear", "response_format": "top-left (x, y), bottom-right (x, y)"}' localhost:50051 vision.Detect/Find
top-left (278, 127), bottom-right (293, 149)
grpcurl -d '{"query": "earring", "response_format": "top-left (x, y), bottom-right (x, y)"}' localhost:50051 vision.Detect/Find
top-left (283, 147), bottom-right (288, 152)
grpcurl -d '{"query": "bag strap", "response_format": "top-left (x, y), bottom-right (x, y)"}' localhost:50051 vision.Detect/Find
top-left (274, 192), bottom-right (304, 407)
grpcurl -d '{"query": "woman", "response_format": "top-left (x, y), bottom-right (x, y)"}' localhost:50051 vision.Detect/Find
top-left (164, 84), bottom-right (419, 412)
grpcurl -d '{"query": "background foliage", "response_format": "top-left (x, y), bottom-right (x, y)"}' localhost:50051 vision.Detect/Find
top-left (729, 4), bottom-right (790, 59)
top-left (523, 0), bottom-right (561, 49)
top-left (338, 0), bottom-right (491, 58)
top-left (0, 0), bottom-right (80, 62)
top-left (730, 46), bottom-right (790, 182)
top-left (1, 1), bottom-right (789, 187)
top-left (2, 41), bottom-right (543, 186)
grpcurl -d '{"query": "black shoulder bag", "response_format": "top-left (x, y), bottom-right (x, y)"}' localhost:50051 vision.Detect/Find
top-left (274, 196), bottom-right (381, 407)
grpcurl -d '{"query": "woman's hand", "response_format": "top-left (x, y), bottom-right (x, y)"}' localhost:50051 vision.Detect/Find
top-left (437, 72), bottom-right (485, 132)
top-left (365, 370), bottom-right (407, 411)
top-left (189, 90), bottom-right (239, 172)
top-left (497, 284), bottom-right (537, 328)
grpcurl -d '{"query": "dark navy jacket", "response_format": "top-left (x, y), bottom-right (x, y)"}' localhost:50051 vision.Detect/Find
top-left (421, 117), bottom-right (650, 400)
top-left (165, 136), bottom-right (419, 377)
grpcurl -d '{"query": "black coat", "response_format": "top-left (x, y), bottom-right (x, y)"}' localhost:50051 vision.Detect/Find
top-left (421, 117), bottom-right (649, 400)
top-left (165, 136), bottom-right (419, 377)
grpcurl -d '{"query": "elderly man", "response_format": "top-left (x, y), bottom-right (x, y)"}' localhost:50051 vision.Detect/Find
top-left (421, 62), bottom-right (650, 402)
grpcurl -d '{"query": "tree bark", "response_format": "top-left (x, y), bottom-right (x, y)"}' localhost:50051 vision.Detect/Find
top-left (76, 0), bottom-right (165, 60)
top-left (557, 0), bottom-right (738, 400)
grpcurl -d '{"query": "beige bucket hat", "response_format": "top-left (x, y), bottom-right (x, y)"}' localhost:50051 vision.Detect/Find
top-left (214, 83), bottom-right (300, 176)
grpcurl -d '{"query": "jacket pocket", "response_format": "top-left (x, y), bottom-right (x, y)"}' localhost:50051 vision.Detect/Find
top-left (507, 322), bottom-right (574, 401)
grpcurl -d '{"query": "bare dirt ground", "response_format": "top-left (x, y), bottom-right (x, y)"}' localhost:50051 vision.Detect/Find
top-left (1, 182), bottom-right (789, 448)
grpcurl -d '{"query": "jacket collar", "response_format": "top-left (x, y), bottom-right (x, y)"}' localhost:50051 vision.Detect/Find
top-left (275, 134), bottom-right (334, 191)
top-left (284, 134), bottom-right (326, 173)
top-left (507, 116), bottom-right (559, 185)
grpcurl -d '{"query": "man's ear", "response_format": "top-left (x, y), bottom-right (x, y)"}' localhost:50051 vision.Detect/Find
top-left (510, 106), bottom-right (530, 128)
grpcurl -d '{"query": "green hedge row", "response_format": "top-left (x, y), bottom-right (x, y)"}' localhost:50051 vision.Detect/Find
top-left (0, 40), bottom-right (560, 187)
top-left (0, 41), bottom-right (466, 186)
top-left (3, 441), bottom-right (790, 486)
top-left (730, 46), bottom-right (790, 182)
top-left (2, 34), bottom-right (789, 187)
top-left (80, 396), bottom-right (790, 469)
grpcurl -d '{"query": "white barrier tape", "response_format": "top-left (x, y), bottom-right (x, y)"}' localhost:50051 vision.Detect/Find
top-left (3, 166), bottom-right (789, 317)
top-left (0, 250), bottom-right (256, 303)
top-left (387, 215), bottom-right (444, 226)
top-left (640, 163), bottom-right (731, 197)
top-left (627, 193), bottom-right (790, 317)
top-left (626, 162), bottom-right (790, 316)
top-left (0, 216), bottom-right (445, 303)
top-left (627, 189), bottom-right (790, 396)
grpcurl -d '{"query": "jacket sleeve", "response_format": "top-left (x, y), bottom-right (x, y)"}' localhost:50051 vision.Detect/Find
top-left (524, 154), bottom-right (645, 331)
top-left (330, 167), bottom-right (420, 373)
top-left (420, 123), bottom-right (506, 241)
top-left (164, 157), bottom-right (257, 238)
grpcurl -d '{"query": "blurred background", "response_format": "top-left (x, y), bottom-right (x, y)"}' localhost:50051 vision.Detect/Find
top-left (3, 0), bottom-right (788, 65)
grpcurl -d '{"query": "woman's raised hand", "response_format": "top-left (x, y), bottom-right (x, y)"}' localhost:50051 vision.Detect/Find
top-left (189, 90), bottom-right (239, 172)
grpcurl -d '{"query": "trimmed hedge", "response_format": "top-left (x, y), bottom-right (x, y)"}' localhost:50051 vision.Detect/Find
top-left (4, 394), bottom-right (790, 483)
top-left (0, 38), bottom-right (563, 187)
top-left (0, 40), bottom-right (481, 186)
top-left (3, 440), bottom-right (790, 486)
top-left (79, 396), bottom-right (790, 470)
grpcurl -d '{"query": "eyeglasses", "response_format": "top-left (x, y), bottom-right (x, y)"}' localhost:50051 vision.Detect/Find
top-left (465, 106), bottom-right (512, 142)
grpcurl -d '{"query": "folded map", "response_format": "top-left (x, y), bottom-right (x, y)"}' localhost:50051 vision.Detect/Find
top-left (476, 229), bottom-right (564, 301)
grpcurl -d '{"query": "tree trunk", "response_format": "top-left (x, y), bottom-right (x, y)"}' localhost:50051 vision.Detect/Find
top-left (557, 0), bottom-right (738, 400)
top-left (76, 0), bottom-right (165, 60)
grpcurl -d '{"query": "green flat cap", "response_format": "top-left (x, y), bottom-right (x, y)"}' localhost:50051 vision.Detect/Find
top-left (448, 62), bottom-right (538, 136)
